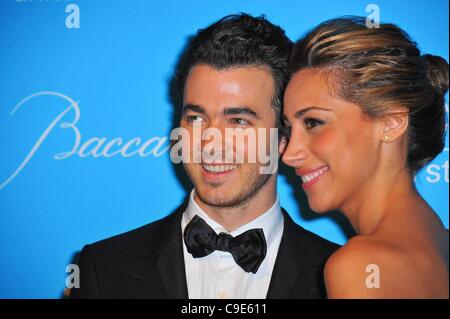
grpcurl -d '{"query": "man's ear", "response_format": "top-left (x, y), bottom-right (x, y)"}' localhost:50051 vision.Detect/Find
top-left (379, 111), bottom-right (409, 143)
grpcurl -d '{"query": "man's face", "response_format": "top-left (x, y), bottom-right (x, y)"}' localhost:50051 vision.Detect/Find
top-left (181, 64), bottom-right (277, 208)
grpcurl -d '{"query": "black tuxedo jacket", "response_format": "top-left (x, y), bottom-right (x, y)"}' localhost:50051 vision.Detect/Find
top-left (71, 201), bottom-right (339, 299)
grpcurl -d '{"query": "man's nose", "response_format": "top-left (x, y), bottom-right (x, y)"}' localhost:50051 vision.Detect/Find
top-left (199, 120), bottom-right (228, 161)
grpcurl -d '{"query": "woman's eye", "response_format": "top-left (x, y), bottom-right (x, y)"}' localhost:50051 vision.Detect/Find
top-left (304, 118), bottom-right (324, 130)
top-left (230, 118), bottom-right (249, 125)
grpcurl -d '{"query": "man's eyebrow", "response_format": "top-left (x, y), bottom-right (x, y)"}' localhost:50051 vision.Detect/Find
top-left (182, 104), bottom-right (206, 115)
top-left (293, 106), bottom-right (332, 119)
top-left (223, 107), bottom-right (259, 119)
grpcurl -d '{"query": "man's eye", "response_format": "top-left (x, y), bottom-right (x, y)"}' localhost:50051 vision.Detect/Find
top-left (304, 118), bottom-right (324, 130)
top-left (186, 115), bottom-right (205, 123)
top-left (281, 125), bottom-right (291, 138)
top-left (230, 118), bottom-right (249, 125)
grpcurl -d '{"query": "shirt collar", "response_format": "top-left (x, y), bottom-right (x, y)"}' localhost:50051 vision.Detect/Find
top-left (182, 189), bottom-right (283, 245)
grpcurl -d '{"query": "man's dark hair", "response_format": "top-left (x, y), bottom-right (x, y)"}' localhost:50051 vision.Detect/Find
top-left (173, 13), bottom-right (293, 125)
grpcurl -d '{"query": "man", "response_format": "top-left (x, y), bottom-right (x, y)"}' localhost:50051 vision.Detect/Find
top-left (71, 14), bottom-right (338, 299)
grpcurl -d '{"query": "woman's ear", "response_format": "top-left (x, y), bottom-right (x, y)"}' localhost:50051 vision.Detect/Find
top-left (379, 111), bottom-right (409, 143)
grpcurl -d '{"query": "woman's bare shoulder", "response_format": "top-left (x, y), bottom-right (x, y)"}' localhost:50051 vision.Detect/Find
top-left (323, 235), bottom-right (448, 298)
top-left (324, 236), bottom-right (392, 298)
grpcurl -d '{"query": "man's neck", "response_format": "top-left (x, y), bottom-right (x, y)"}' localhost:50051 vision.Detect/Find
top-left (193, 177), bottom-right (278, 232)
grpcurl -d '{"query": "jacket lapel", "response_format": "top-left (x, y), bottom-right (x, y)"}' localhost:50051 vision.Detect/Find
top-left (156, 224), bottom-right (189, 298)
top-left (123, 201), bottom-right (189, 298)
top-left (266, 208), bottom-right (312, 298)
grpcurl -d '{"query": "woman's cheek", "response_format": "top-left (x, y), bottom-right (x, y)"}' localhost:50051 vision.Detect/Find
top-left (310, 129), bottom-right (339, 158)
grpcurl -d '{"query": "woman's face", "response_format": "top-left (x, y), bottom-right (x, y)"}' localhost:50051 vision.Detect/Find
top-left (282, 68), bottom-right (381, 213)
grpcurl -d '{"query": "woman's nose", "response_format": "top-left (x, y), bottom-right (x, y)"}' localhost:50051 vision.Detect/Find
top-left (281, 131), bottom-right (309, 168)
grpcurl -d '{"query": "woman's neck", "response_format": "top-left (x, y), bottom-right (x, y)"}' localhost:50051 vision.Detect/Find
top-left (340, 166), bottom-right (420, 236)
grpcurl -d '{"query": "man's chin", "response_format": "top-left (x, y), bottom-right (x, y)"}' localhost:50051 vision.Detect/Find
top-left (195, 188), bottom-right (239, 208)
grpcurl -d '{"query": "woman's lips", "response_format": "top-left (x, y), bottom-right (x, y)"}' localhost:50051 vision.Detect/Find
top-left (296, 165), bottom-right (329, 190)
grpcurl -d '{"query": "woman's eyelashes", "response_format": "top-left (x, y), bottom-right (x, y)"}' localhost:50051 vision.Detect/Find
top-left (304, 117), bottom-right (325, 130)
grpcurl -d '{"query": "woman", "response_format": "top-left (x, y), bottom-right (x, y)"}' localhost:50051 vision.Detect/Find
top-left (281, 17), bottom-right (449, 298)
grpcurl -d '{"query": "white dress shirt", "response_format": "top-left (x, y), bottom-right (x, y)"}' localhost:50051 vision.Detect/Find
top-left (181, 190), bottom-right (284, 299)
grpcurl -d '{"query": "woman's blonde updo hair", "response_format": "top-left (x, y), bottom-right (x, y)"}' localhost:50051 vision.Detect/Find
top-left (290, 16), bottom-right (449, 173)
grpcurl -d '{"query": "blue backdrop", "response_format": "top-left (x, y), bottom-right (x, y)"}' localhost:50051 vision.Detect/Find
top-left (0, 0), bottom-right (448, 298)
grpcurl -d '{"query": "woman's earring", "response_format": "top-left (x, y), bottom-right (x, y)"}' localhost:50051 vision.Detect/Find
top-left (384, 134), bottom-right (391, 142)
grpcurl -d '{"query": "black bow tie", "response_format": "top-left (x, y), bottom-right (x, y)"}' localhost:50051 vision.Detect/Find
top-left (183, 215), bottom-right (267, 274)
